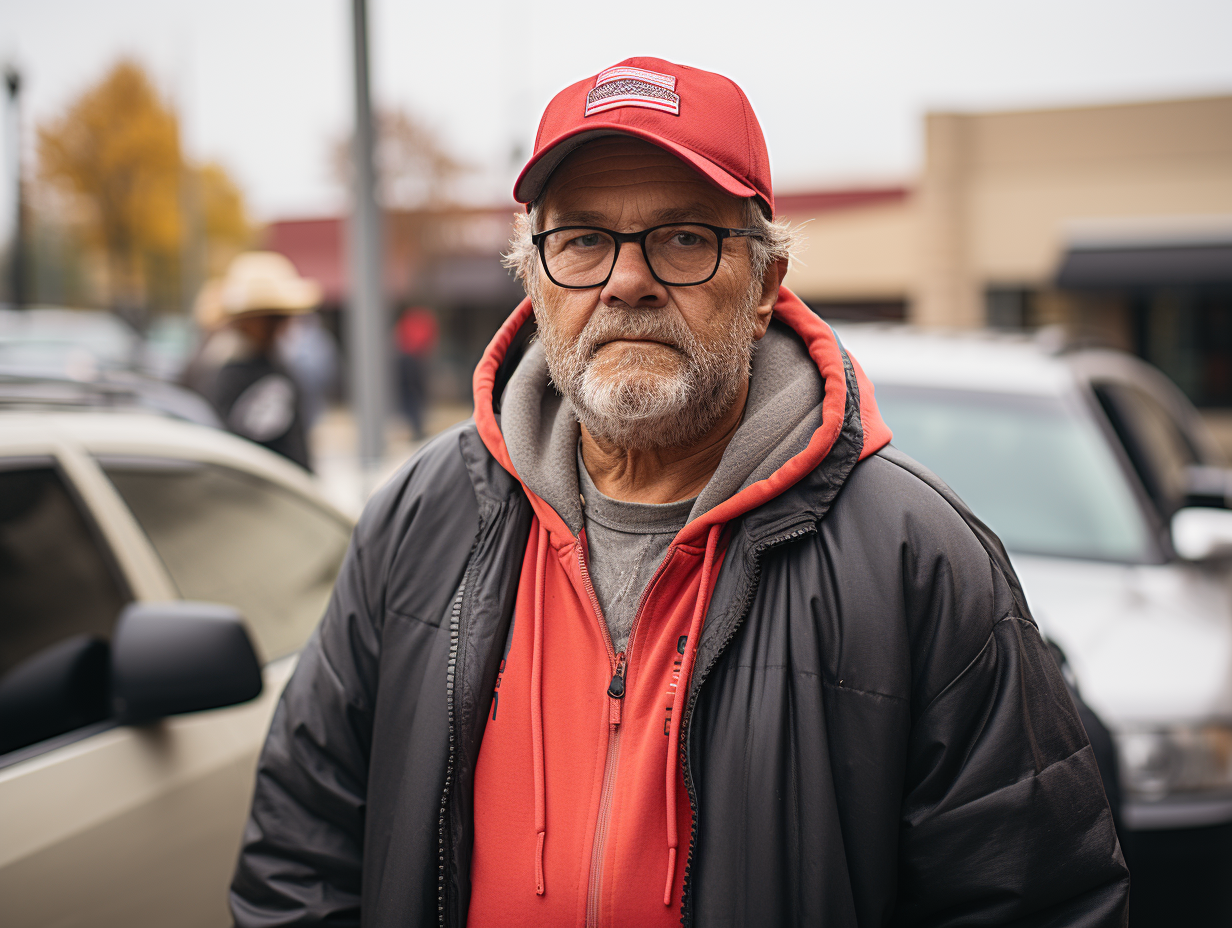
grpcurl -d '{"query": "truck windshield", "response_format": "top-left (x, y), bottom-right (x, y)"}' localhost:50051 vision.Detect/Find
top-left (874, 385), bottom-right (1154, 562)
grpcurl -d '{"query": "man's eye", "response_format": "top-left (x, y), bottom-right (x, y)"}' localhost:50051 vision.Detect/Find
top-left (670, 231), bottom-right (705, 247)
top-left (567, 233), bottom-right (604, 249)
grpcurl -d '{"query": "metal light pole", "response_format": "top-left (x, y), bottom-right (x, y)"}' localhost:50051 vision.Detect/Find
top-left (348, 0), bottom-right (388, 479)
top-left (4, 65), bottom-right (24, 309)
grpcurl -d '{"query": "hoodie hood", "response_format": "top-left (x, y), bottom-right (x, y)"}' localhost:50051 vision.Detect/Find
top-left (473, 287), bottom-right (892, 542)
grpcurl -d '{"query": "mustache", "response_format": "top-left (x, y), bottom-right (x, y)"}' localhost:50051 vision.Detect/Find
top-left (577, 308), bottom-right (693, 354)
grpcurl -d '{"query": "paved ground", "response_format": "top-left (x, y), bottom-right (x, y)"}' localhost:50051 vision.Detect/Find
top-left (309, 403), bottom-right (473, 518)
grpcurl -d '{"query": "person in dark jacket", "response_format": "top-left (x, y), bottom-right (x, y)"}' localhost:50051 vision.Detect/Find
top-left (232, 57), bottom-right (1128, 927)
top-left (192, 251), bottom-right (320, 470)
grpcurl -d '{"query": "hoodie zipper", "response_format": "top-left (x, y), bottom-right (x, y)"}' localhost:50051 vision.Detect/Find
top-left (576, 541), bottom-right (618, 928)
top-left (587, 652), bottom-right (624, 928)
top-left (578, 540), bottom-right (677, 928)
top-left (678, 523), bottom-right (815, 926)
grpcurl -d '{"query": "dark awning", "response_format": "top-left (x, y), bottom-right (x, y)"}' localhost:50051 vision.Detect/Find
top-left (1057, 240), bottom-right (1232, 289)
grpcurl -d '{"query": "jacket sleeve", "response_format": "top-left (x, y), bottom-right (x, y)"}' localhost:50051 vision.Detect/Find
top-left (894, 594), bottom-right (1130, 926)
top-left (229, 501), bottom-right (384, 927)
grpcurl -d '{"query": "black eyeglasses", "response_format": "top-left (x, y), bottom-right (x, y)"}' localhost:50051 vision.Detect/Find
top-left (530, 223), bottom-right (761, 289)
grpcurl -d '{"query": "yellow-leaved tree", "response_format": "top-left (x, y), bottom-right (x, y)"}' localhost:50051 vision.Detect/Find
top-left (197, 161), bottom-right (251, 277)
top-left (37, 60), bottom-right (251, 317)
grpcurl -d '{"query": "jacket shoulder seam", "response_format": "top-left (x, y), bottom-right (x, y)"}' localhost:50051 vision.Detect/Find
top-left (919, 613), bottom-right (1026, 718)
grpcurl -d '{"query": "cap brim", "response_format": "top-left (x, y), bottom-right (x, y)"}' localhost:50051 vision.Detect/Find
top-left (515, 124), bottom-right (759, 206)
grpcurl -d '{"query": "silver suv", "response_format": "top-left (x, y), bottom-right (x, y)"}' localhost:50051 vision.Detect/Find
top-left (838, 324), bottom-right (1232, 923)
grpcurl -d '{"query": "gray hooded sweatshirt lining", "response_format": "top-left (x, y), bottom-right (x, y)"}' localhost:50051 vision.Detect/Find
top-left (500, 319), bottom-right (826, 649)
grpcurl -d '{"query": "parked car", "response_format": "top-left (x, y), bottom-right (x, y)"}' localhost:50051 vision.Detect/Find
top-left (0, 391), bottom-right (353, 927)
top-left (837, 323), bottom-right (1232, 924)
top-left (0, 305), bottom-right (199, 384)
top-left (0, 306), bottom-right (142, 379)
top-left (0, 368), bottom-right (221, 428)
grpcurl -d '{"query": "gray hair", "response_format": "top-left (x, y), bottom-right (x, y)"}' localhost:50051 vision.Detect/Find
top-left (503, 196), bottom-right (798, 289)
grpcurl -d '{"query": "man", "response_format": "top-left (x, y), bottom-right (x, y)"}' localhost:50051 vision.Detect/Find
top-left (232, 58), bottom-right (1128, 927)
top-left (190, 251), bottom-right (319, 470)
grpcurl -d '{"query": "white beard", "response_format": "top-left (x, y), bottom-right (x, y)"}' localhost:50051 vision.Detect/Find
top-left (536, 277), bottom-right (762, 451)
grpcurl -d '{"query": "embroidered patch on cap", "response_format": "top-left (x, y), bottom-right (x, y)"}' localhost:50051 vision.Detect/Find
top-left (585, 66), bottom-right (680, 117)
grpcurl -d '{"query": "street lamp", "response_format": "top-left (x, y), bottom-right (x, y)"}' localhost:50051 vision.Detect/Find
top-left (348, 0), bottom-right (388, 482)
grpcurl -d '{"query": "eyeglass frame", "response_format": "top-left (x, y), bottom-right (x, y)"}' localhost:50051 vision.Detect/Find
top-left (529, 222), bottom-right (763, 289)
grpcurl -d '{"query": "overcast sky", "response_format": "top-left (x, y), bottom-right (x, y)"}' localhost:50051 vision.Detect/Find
top-left (3, 0), bottom-right (1232, 223)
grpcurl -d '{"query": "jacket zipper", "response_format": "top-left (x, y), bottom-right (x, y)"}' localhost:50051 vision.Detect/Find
top-left (438, 521), bottom-right (486, 928)
top-left (678, 523), bottom-right (815, 926)
top-left (578, 540), bottom-right (676, 928)
top-left (437, 576), bottom-right (468, 927)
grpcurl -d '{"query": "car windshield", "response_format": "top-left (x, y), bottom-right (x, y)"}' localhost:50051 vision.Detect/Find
top-left (873, 385), bottom-right (1154, 562)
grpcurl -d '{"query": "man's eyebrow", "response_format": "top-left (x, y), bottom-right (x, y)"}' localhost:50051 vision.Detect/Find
top-left (549, 209), bottom-right (610, 226)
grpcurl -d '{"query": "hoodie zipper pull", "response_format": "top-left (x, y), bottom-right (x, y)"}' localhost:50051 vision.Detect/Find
top-left (607, 653), bottom-right (626, 725)
top-left (607, 653), bottom-right (626, 698)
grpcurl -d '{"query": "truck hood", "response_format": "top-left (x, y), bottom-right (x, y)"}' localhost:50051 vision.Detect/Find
top-left (1013, 554), bottom-right (1232, 728)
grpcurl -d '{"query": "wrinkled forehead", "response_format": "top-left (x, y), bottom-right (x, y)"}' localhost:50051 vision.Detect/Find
top-left (539, 136), bottom-right (748, 227)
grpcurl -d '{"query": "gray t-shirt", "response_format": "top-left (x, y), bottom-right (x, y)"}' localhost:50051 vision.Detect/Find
top-left (577, 447), bottom-right (694, 654)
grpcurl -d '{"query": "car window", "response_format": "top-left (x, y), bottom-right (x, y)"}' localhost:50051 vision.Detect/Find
top-left (1092, 381), bottom-right (1198, 517)
top-left (101, 459), bottom-right (351, 662)
top-left (0, 461), bottom-right (129, 675)
top-left (0, 461), bottom-right (130, 755)
top-left (874, 386), bottom-right (1154, 562)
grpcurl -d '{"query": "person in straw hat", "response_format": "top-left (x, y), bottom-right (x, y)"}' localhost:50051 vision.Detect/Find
top-left (197, 251), bottom-right (321, 470)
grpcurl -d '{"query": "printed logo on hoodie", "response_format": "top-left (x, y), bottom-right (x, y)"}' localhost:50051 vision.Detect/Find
top-left (663, 635), bottom-right (687, 736)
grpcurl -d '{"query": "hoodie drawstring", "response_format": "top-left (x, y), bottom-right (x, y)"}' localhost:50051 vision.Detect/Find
top-left (663, 523), bottom-right (722, 905)
top-left (531, 522), bottom-right (548, 895)
top-left (528, 521), bottom-right (721, 903)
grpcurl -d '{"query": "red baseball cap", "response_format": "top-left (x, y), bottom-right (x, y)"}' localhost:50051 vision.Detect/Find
top-left (514, 57), bottom-right (774, 216)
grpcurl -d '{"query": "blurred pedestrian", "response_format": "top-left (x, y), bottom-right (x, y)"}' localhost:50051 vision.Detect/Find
top-left (179, 278), bottom-right (228, 397)
top-left (200, 252), bottom-right (320, 470)
top-left (278, 312), bottom-right (339, 430)
top-left (233, 58), bottom-right (1128, 927)
top-left (394, 305), bottom-right (438, 440)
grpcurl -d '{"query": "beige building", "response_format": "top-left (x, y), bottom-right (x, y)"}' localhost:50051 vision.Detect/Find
top-left (781, 93), bottom-right (1232, 408)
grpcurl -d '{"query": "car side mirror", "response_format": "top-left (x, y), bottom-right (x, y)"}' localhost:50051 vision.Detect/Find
top-left (1171, 507), bottom-right (1232, 561)
top-left (111, 602), bottom-right (263, 725)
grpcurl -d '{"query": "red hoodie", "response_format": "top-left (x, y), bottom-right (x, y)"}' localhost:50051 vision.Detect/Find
top-left (467, 289), bottom-right (890, 927)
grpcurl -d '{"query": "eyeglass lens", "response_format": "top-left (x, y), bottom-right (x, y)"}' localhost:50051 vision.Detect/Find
top-left (542, 225), bottom-right (722, 287)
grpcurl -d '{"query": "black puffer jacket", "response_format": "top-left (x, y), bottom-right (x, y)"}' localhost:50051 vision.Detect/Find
top-left (231, 341), bottom-right (1129, 927)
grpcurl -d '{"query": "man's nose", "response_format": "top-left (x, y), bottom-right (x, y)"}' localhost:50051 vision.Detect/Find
top-left (600, 240), bottom-right (668, 308)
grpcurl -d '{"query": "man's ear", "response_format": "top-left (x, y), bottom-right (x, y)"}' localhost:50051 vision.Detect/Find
top-left (753, 257), bottom-right (789, 340)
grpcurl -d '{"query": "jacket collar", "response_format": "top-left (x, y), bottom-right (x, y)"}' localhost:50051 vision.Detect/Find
top-left (471, 287), bottom-right (892, 543)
